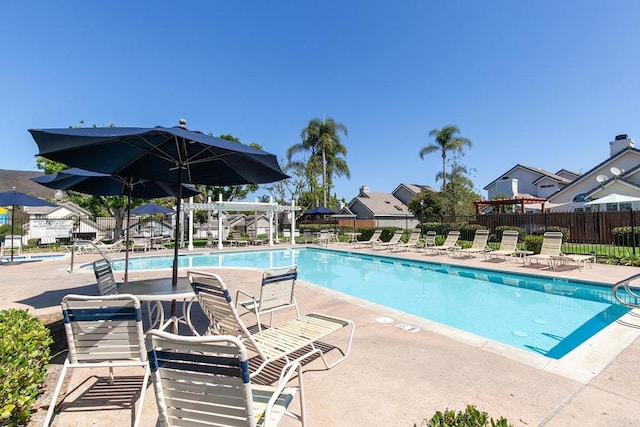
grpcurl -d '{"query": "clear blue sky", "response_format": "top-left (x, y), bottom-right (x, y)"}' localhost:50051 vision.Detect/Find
top-left (2, 1), bottom-right (640, 202)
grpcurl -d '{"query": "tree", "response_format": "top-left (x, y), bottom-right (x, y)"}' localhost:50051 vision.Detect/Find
top-left (419, 125), bottom-right (472, 191)
top-left (440, 162), bottom-right (480, 217)
top-left (264, 161), bottom-right (307, 205)
top-left (407, 190), bottom-right (443, 223)
top-left (287, 117), bottom-right (350, 207)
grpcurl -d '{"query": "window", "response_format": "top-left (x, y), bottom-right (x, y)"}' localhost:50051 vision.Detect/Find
top-left (541, 184), bottom-right (555, 188)
top-left (606, 203), bottom-right (618, 212)
top-left (620, 203), bottom-right (632, 211)
top-left (573, 193), bottom-right (587, 202)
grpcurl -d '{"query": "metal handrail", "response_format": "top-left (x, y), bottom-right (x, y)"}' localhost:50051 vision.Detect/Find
top-left (612, 272), bottom-right (640, 308)
top-left (69, 240), bottom-right (112, 273)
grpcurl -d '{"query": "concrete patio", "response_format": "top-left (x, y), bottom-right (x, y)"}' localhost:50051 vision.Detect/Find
top-left (2, 243), bottom-right (640, 426)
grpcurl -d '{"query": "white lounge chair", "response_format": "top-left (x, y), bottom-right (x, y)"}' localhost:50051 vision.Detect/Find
top-left (485, 230), bottom-right (519, 261)
top-left (236, 264), bottom-right (301, 331)
top-left (43, 294), bottom-right (149, 427)
top-left (422, 231), bottom-right (437, 251)
top-left (524, 231), bottom-right (564, 267)
top-left (188, 270), bottom-right (355, 378)
top-left (92, 259), bottom-right (119, 295)
top-left (427, 231), bottom-right (461, 255)
top-left (372, 230), bottom-right (404, 250)
top-left (392, 228), bottom-right (422, 252)
top-left (549, 254), bottom-right (596, 271)
top-left (147, 330), bottom-right (306, 427)
top-left (458, 229), bottom-right (490, 258)
top-left (354, 229), bottom-right (382, 248)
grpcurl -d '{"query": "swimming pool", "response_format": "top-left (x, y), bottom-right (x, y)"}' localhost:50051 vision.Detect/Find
top-left (1, 253), bottom-right (66, 264)
top-left (108, 248), bottom-right (631, 359)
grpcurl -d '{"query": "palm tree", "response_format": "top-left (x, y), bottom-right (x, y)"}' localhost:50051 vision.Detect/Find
top-left (419, 125), bottom-right (472, 190)
top-left (287, 117), bottom-right (350, 207)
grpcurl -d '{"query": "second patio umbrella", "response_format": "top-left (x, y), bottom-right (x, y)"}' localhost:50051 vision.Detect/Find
top-left (31, 168), bottom-right (199, 281)
top-left (0, 189), bottom-right (57, 263)
top-left (29, 122), bottom-right (288, 287)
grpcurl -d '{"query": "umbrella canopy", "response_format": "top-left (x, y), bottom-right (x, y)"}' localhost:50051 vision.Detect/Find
top-left (31, 168), bottom-right (200, 198)
top-left (31, 168), bottom-right (200, 282)
top-left (304, 206), bottom-right (336, 215)
top-left (30, 123), bottom-right (288, 286)
top-left (130, 203), bottom-right (174, 215)
top-left (0, 189), bottom-right (57, 263)
top-left (584, 193), bottom-right (640, 205)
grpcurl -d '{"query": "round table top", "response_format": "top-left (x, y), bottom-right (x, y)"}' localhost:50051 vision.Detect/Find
top-left (117, 277), bottom-right (194, 301)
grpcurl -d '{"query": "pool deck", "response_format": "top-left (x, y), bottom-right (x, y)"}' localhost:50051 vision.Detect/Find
top-left (3, 243), bottom-right (640, 426)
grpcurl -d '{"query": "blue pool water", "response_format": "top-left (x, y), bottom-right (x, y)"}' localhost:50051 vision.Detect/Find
top-left (108, 248), bottom-right (630, 359)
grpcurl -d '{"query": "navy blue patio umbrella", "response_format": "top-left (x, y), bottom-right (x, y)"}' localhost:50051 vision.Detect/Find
top-left (29, 122), bottom-right (288, 287)
top-left (32, 168), bottom-right (199, 282)
top-left (130, 203), bottom-right (175, 215)
top-left (0, 189), bottom-right (57, 263)
top-left (304, 206), bottom-right (336, 215)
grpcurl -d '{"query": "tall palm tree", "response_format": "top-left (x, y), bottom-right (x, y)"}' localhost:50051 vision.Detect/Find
top-left (419, 125), bottom-right (472, 190)
top-left (287, 117), bottom-right (350, 207)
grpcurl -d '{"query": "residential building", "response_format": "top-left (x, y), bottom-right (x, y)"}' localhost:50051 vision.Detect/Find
top-left (342, 184), bottom-right (434, 229)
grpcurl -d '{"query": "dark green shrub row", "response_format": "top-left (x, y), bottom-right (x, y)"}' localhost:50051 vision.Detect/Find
top-left (611, 226), bottom-right (640, 247)
top-left (524, 235), bottom-right (544, 253)
top-left (416, 405), bottom-right (511, 426)
top-left (530, 226), bottom-right (569, 241)
top-left (458, 224), bottom-right (487, 242)
top-left (0, 309), bottom-right (52, 426)
top-left (494, 226), bottom-right (526, 242)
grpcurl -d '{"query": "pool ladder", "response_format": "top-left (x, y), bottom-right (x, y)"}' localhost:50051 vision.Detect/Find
top-left (68, 240), bottom-right (112, 273)
top-left (612, 272), bottom-right (640, 308)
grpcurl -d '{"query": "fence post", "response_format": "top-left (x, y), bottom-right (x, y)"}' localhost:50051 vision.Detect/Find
top-left (631, 209), bottom-right (637, 256)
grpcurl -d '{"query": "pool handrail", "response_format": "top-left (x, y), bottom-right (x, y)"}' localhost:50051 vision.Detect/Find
top-left (612, 272), bottom-right (640, 308)
top-left (68, 239), bottom-right (112, 273)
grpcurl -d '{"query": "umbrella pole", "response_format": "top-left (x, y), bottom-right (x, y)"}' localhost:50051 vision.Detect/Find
top-left (169, 166), bottom-right (184, 333)
top-left (10, 204), bottom-right (15, 263)
top-left (124, 185), bottom-right (132, 283)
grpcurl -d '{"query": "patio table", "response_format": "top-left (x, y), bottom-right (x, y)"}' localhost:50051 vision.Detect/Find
top-left (118, 277), bottom-right (196, 334)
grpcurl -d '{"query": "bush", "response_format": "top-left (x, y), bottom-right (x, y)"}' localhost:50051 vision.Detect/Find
top-left (494, 226), bottom-right (527, 242)
top-left (0, 309), bottom-right (52, 426)
top-left (611, 226), bottom-right (640, 247)
top-left (416, 405), bottom-right (511, 427)
top-left (530, 226), bottom-right (570, 241)
top-left (459, 224), bottom-right (487, 242)
top-left (524, 235), bottom-right (544, 253)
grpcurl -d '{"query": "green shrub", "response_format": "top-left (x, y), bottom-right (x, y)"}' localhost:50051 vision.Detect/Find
top-left (524, 235), bottom-right (543, 253)
top-left (494, 226), bottom-right (527, 242)
top-left (611, 226), bottom-right (640, 247)
top-left (530, 226), bottom-right (570, 241)
top-left (0, 309), bottom-right (52, 426)
top-left (459, 224), bottom-right (487, 242)
top-left (416, 405), bottom-right (511, 427)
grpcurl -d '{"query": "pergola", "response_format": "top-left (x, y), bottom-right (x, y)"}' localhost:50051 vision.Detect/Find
top-left (182, 195), bottom-right (301, 249)
top-left (473, 196), bottom-right (548, 214)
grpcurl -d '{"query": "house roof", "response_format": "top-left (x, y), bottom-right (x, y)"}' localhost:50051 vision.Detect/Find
top-left (484, 164), bottom-right (571, 189)
top-left (0, 169), bottom-right (57, 199)
top-left (548, 147), bottom-right (640, 201)
top-left (349, 191), bottom-right (411, 216)
top-left (583, 176), bottom-right (640, 199)
top-left (556, 168), bottom-right (581, 178)
top-left (27, 202), bottom-right (91, 217)
top-left (394, 183), bottom-right (436, 195)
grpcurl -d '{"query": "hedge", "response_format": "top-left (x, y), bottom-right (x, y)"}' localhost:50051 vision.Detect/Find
top-left (0, 309), bottom-right (52, 426)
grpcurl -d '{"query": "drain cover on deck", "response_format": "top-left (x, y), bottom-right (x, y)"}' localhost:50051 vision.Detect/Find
top-left (376, 316), bottom-right (394, 324)
top-left (395, 322), bottom-right (421, 333)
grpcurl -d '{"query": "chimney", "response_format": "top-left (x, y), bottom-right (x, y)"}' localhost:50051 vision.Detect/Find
top-left (359, 185), bottom-right (370, 195)
top-left (610, 134), bottom-right (635, 157)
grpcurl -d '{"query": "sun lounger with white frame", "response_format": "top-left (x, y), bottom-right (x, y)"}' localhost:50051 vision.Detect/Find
top-left (188, 270), bottom-right (355, 378)
top-left (458, 229), bottom-right (490, 258)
